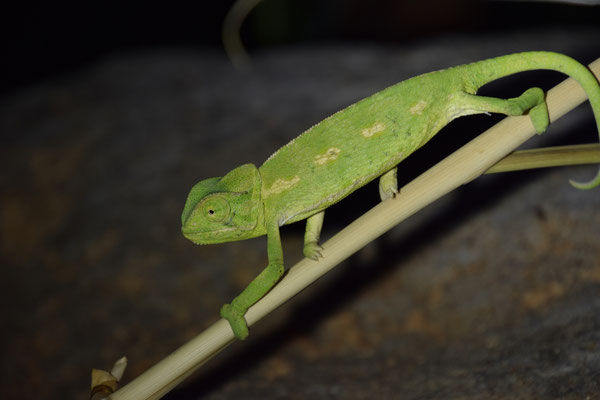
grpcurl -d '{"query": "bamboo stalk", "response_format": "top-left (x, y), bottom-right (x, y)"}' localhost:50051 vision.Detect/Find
top-left (110, 58), bottom-right (600, 400)
top-left (486, 143), bottom-right (600, 174)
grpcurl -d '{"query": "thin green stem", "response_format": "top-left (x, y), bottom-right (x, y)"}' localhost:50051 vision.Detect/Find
top-left (485, 143), bottom-right (600, 174)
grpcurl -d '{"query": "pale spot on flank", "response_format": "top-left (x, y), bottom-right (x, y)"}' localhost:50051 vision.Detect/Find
top-left (410, 100), bottom-right (428, 115)
top-left (314, 147), bottom-right (341, 166)
top-left (264, 176), bottom-right (301, 196)
top-left (361, 122), bottom-right (386, 137)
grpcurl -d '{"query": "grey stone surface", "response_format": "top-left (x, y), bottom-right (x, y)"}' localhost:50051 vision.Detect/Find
top-left (1, 28), bottom-right (599, 399)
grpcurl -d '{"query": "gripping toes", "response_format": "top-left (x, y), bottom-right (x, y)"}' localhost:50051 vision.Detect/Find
top-left (304, 241), bottom-right (324, 260)
top-left (379, 168), bottom-right (398, 201)
top-left (529, 101), bottom-right (549, 134)
top-left (220, 303), bottom-right (249, 340)
top-left (508, 87), bottom-right (549, 134)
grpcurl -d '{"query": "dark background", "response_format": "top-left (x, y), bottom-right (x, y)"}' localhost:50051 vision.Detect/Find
top-left (2, 1), bottom-right (600, 399)
top-left (3, 1), bottom-right (600, 97)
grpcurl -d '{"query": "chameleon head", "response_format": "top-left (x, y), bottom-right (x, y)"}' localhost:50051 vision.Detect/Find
top-left (181, 163), bottom-right (265, 244)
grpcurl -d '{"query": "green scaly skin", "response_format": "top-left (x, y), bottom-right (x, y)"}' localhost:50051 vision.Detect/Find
top-left (181, 51), bottom-right (600, 340)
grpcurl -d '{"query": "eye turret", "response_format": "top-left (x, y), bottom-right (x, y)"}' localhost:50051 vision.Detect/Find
top-left (201, 195), bottom-right (230, 222)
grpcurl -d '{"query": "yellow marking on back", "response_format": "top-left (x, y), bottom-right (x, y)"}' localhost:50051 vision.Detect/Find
top-left (314, 147), bottom-right (341, 166)
top-left (361, 122), bottom-right (386, 137)
top-left (264, 175), bottom-right (301, 196)
top-left (410, 100), bottom-right (428, 115)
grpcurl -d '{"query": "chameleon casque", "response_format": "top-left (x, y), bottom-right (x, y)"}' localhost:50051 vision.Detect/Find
top-left (182, 51), bottom-right (600, 340)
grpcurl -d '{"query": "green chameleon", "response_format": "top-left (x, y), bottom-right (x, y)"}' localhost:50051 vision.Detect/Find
top-left (182, 51), bottom-right (600, 340)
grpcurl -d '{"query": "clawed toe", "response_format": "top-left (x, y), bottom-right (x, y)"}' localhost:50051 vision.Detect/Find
top-left (220, 303), bottom-right (249, 340)
top-left (379, 187), bottom-right (398, 201)
top-left (304, 242), bottom-right (324, 261)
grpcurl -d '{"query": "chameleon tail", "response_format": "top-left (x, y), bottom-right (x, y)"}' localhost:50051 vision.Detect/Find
top-left (467, 51), bottom-right (600, 189)
top-left (569, 168), bottom-right (600, 190)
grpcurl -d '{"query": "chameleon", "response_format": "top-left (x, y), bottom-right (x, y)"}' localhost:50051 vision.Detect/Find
top-left (181, 51), bottom-right (600, 340)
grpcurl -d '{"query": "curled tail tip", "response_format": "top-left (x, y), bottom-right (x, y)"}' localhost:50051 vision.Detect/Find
top-left (569, 168), bottom-right (600, 190)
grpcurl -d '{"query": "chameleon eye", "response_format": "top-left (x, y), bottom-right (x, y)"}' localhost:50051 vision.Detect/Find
top-left (201, 196), bottom-right (230, 222)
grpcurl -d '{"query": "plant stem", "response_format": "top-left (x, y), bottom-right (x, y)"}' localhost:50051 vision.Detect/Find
top-left (486, 143), bottom-right (600, 174)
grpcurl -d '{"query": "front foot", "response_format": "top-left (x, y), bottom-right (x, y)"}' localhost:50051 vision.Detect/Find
top-left (303, 241), bottom-right (324, 260)
top-left (220, 303), bottom-right (249, 340)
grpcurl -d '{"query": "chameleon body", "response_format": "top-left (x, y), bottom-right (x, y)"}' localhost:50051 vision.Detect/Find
top-left (182, 52), bottom-right (600, 339)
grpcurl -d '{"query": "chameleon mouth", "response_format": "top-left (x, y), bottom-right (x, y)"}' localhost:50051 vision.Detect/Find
top-left (181, 226), bottom-right (242, 245)
top-left (182, 230), bottom-right (220, 245)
